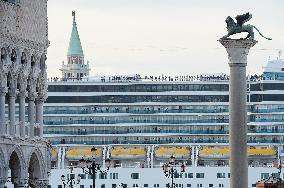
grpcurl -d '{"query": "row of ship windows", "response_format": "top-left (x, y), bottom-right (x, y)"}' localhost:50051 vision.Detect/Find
top-left (6, 104), bottom-right (284, 115)
top-left (48, 84), bottom-right (229, 92)
top-left (49, 136), bottom-right (283, 145)
top-left (46, 172), bottom-right (282, 188)
top-left (48, 82), bottom-right (284, 92)
top-left (47, 95), bottom-right (229, 103)
top-left (51, 183), bottom-right (225, 188)
top-left (45, 125), bottom-right (284, 135)
top-left (43, 114), bottom-right (284, 125)
top-left (46, 94), bottom-right (284, 103)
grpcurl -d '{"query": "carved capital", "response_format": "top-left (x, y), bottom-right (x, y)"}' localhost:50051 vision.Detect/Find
top-left (0, 178), bottom-right (7, 187)
top-left (29, 179), bottom-right (49, 187)
top-left (8, 88), bottom-right (18, 97)
top-left (13, 177), bottom-right (28, 187)
top-left (218, 38), bottom-right (257, 65)
top-left (0, 87), bottom-right (8, 95)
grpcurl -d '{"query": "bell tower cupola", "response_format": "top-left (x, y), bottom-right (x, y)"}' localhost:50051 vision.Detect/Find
top-left (60, 11), bottom-right (90, 80)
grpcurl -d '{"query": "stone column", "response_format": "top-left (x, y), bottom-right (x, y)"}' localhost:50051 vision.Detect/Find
top-left (219, 38), bottom-right (257, 188)
top-left (19, 91), bottom-right (26, 137)
top-left (35, 99), bottom-right (44, 137)
top-left (0, 88), bottom-right (7, 136)
top-left (28, 99), bottom-right (35, 138)
top-left (8, 89), bottom-right (17, 136)
top-left (28, 76), bottom-right (38, 138)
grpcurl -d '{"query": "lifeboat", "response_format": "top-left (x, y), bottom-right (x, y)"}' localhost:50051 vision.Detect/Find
top-left (155, 147), bottom-right (190, 159)
top-left (199, 148), bottom-right (277, 158)
top-left (65, 147), bottom-right (102, 160)
top-left (110, 147), bottom-right (146, 159)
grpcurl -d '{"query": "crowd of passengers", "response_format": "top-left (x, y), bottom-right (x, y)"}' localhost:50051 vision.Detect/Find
top-left (47, 74), bottom-right (263, 82)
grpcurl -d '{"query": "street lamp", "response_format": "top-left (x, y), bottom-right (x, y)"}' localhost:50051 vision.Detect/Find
top-left (60, 167), bottom-right (81, 188)
top-left (79, 147), bottom-right (111, 188)
top-left (162, 155), bottom-right (185, 188)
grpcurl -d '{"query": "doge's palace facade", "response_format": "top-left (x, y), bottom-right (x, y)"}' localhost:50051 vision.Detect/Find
top-left (0, 0), bottom-right (50, 187)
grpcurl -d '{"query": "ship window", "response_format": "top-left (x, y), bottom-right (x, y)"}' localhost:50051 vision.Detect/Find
top-left (217, 173), bottom-right (226, 178)
top-left (187, 184), bottom-right (191, 187)
top-left (131, 173), bottom-right (139, 179)
top-left (196, 173), bottom-right (204, 178)
top-left (144, 184), bottom-right (148, 187)
top-left (209, 184), bottom-right (213, 187)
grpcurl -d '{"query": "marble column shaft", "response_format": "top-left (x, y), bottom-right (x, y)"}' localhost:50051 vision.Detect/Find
top-left (19, 93), bottom-right (26, 137)
top-left (0, 91), bottom-right (6, 136)
top-left (8, 92), bottom-right (16, 136)
top-left (28, 99), bottom-right (35, 138)
top-left (36, 100), bottom-right (43, 137)
top-left (219, 38), bottom-right (257, 188)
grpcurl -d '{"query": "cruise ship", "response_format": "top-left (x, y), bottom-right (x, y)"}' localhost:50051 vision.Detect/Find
top-left (25, 12), bottom-right (284, 188)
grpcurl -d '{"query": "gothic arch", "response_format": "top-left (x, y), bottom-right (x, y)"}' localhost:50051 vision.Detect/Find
top-left (8, 146), bottom-right (26, 186)
top-left (27, 148), bottom-right (45, 187)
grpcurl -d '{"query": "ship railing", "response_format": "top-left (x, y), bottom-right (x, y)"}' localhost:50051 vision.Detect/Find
top-left (44, 109), bottom-right (230, 115)
top-left (47, 74), bottom-right (265, 83)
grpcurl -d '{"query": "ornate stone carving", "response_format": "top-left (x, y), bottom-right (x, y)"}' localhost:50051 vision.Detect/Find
top-left (0, 0), bottom-right (50, 186)
top-left (218, 38), bottom-right (257, 65)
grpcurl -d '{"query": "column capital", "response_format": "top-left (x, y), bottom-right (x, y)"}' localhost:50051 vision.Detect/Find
top-left (8, 88), bottom-right (19, 97)
top-left (0, 178), bottom-right (7, 187)
top-left (29, 179), bottom-right (49, 187)
top-left (0, 87), bottom-right (8, 95)
top-left (13, 177), bottom-right (28, 187)
top-left (18, 91), bottom-right (28, 98)
top-left (218, 38), bottom-right (257, 65)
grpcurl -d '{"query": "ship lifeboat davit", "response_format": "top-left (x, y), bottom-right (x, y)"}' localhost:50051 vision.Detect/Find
top-left (155, 147), bottom-right (191, 159)
top-left (199, 147), bottom-right (277, 159)
top-left (65, 147), bottom-right (102, 160)
top-left (110, 147), bottom-right (146, 159)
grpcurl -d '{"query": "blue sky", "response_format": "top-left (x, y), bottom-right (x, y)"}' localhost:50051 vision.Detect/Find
top-left (47, 0), bottom-right (284, 77)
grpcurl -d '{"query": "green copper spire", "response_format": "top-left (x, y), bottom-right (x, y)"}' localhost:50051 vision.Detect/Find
top-left (67, 11), bottom-right (84, 56)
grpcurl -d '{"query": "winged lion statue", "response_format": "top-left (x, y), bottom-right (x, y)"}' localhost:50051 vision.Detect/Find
top-left (222, 12), bottom-right (272, 40)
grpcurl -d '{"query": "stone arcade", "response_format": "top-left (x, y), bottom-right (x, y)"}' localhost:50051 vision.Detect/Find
top-left (0, 0), bottom-right (50, 187)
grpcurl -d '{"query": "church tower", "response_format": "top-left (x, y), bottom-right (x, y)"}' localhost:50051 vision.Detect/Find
top-left (60, 11), bottom-right (90, 80)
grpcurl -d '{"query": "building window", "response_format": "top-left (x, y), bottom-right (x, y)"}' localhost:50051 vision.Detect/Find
top-left (217, 173), bottom-right (226, 178)
top-left (196, 173), bottom-right (204, 178)
top-left (99, 173), bottom-right (107, 179)
top-left (79, 174), bottom-right (86, 179)
top-left (185, 173), bottom-right (193, 178)
top-left (80, 186), bottom-right (84, 188)
top-left (144, 184), bottom-right (148, 187)
top-left (131, 173), bottom-right (139, 179)
top-left (261, 173), bottom-right (269, 179)
top-left (218, 184), bottom-right (224, 187)
top-left (209, 184), bottom-right (213, 187)
top-left (187, 184), bottom-right (191, 187)
top-left (110, 173), bottom-right (118, 179)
